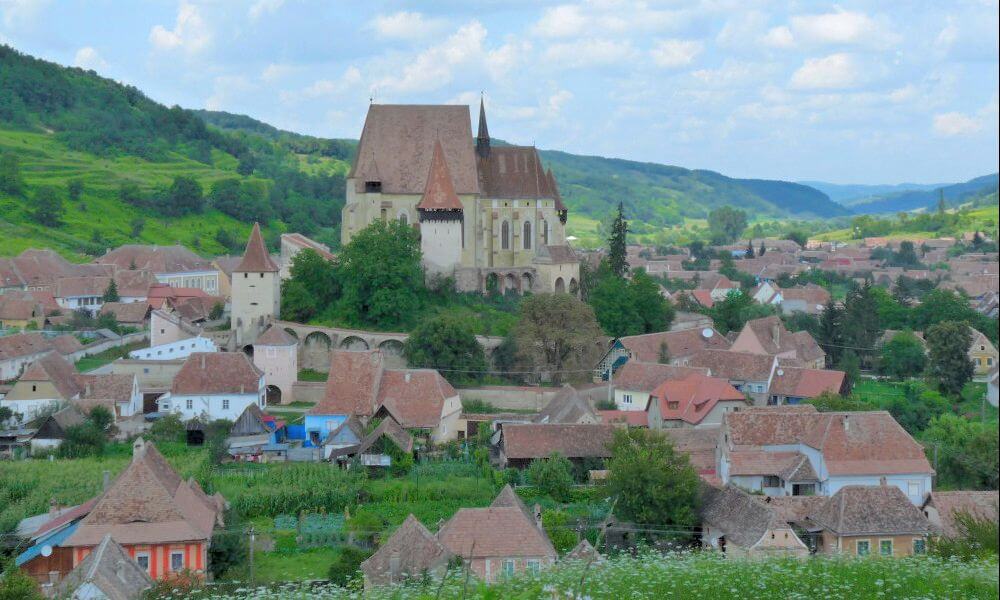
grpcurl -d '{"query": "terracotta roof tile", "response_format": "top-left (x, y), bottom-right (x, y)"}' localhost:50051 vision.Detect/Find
top-left (417, 140), bottom-right (464, 211)
top-left (501, 423), bottom-right (615, 460)
top-left (376, 369), bottom-right (456, 429)
top-left (171, 353), bottom-right (262, 395)
top-left (689, 350), bottom-right (776, 382)
top-left (254, 325), bottom-right (298, 346)
top-left (236, 223), bottom-right (279, 273)
top-left (360, 514), bottom-right (450, 586)
top-left (437, 506), bottom-right (556, 560)
top-left (810, 485), bottom-right (931, 536)
top-left (19, 352), bottom-right (83, 399)
top-left (99, 301), bottom-right (151, 325)
top-left (769, 367), bottom-right (845, 398)
top-left (0, 332), bottom-right (53, 362)
top-left (613, 361), bottom-right (710, 393)
top-left (651, 374), bottom-right (746, 426)
top-left (96, 245), bottom-right (213, 274)
top-left (701, 484), bottom-right (795, 548)
top-left (925, 491), bottom-right (999, 538)
top-left (309, 350), bottom-right (384, 417)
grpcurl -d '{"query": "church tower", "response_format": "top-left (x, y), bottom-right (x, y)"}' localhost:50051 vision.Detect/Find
top-left (476, 97), bottom-right (490, 159)
top-left (231, 223), bottom-right (280, 347)
top-left (418, 140), bottom-right (464, 277)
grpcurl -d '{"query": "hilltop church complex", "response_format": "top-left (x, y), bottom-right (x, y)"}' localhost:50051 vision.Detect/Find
top-left (341, 101), bottom-right (581, 294)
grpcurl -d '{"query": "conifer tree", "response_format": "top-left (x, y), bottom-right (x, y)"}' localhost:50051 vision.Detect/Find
top-left (102, 279), bottom-right (120, 303)
top-left (607, 202), bottom-right (629, 278)
top-left (745, 240), bottom-right (755, 258)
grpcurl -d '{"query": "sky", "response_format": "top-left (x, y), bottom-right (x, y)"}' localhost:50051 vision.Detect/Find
top-left (1, 0), bottom-right (998, 184)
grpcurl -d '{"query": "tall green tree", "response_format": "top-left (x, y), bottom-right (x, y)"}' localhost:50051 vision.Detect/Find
top-left (879, 330), bottom-right (926, 379)
top-left (706, 289), bottom-right (772, 335)
top-left (67, 178), bottom-right (84, 202)
top-left (841, 282), bottom-right (882, 367)
top-left (607, 202), bottom-right (629, 277)
top-left (338, 219), bottom-right (423, 329)
top-left (404, 314), bottom-right (487, 385)
top-left (923, 414), bottom-right (998, 490)
top-left (31, 185), bottom-right (65, 226)
top-left (604, 428), bottom-right (700, 540)
top-left (0, 153), bottom-right (25, 196)
top-left (926, 321), bottom-right (974, 396)
top-left (527, 453), bottom-right (575, 502)
top-left (101, 279), bottom-right (120, 303)
top-left (514, 293), bottom-right (604, 384)
top-left (707, 206), bottom-right (747, 244)
top-left (745, 240), bottom-right (755, 258)
top-left (818, 299), bottom-right (844, 366)
top-left (164, 175), bottom-right (204, 216)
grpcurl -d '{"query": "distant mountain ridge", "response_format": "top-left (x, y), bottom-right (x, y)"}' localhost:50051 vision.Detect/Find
top-left (842, 174), bottom-right (999, 214)
top-left (799, 181), bottom-right (949, 205)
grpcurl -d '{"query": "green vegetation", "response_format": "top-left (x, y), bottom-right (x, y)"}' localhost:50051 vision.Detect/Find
top-left (527, 453), bottom-right (575, 502)
top-left (297, 369), bottom-right (328, 382)
top-left (404, 314), bottom-right (487, 385)
top-left (73, 340), bottom-right (147, 372)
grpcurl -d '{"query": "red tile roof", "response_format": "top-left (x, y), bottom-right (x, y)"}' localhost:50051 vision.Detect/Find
top-left (377, 370), bottom-right (457, 429)
top-left (811, 485), bottom-right (931, 536)
top-left (925, 491), bottom-right (999, 538)
top-left (235, 223), bottom-right (279, 273)
top-left (689, 350), bottom-right (777, 382)
top-left (613, 361), bottom-right (709, 393)
top-left (254, 325), bottom-right (298, 346)
top-left (618, 328), bottom-right (730, 363)
top-left (417, 140), bottom-right (464, 211)
top-left (500, 423), bottom-right (615, 460)
top-left (309, 350), bottom-right (385, 417)
top-left (650, 374), bottom-right (746, 426)
top-left (437, 506), bottom-right (556, 560)
top-left (597, 409), bottom-right (649, 427)
top-left (0, 332), bottom-right (52, 362)
top-left (19, 352), bottom-right (83, 400)
top-left (96, 245), bottom-right (213, 274)
top-left (171, 353), bottom-right (262, 395)
top-left (769, 366), bottom-right (845, 398)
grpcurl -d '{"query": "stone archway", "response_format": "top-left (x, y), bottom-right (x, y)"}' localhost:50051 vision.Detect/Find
top-left (283, 327), bottom-right (299, 340)
top-left (521, 272), bottom-right (533, 293)
top-left (569, 278), bottom-right (579, 296)
top-left (485, 273), bottom-right (499, 294)
top-left (379, 339), bottom-right (404, 356)
top-left (340, 335), bottom-right (370, 351)
top-left (302, 331), bottom-right (333, 371)
top-left (503, 273), bottom-right (517, 294)
top-left (554, 277), bottom-right (566, 293)
top-left (265, 385), bottom-right (282, 406)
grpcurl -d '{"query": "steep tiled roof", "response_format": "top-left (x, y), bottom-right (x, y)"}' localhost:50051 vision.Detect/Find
top-left (309, 350), bottom-right (385, 417)
top-left (75, 374), bottom-right (136, 404)
top-left (65, 438), bottom-right (223, 546)
top-left (280, 233), bottom-right (336, 261)
top-left (780, 284), bottom-right (830, 309)
top-left (360, 514), bottom-right (451, 586)
top-left (50, 334), bottom-right (84, 355)
top-left (661, 427), bottom-right (719, 473)
top-left (534, 244), bottom-right (578, 264)
top-left (810, 485), bottom-right (931, 536)
top-left (377, 369), bottom-right (456, 429)
top-left (925, 491), bottom-right (999, 538)
top-left (99, 301), bottom-right (151, 325)
top-left (651, 374), bottom-right (746, 426)
top-left (769, 367), bottom-right (845, 398)
top-left (171, 353), bottom-right (262, 395)
top-left (477, 146), bottom-right (556, 199)
top-left (491, 484), bottom-right (533, 519)
top-left (536, 384), bottom-right (597, 424)
top-left (618, 328), bottom-right (730, 363)
top-left (701, 484), bottom-right (796, 549)
top-left (54, 534), bottom-right (152, 600)
top-left (351, 105), bottom-right (479, 195)
top-left (19, 352), bottom-right (83, 400)
top-left (0, 292), bottom-right (43, 321)
top-left (728, 450), bottom-right (815, 480)
top-left (14, 249), bottom-right (110, 289)
top-left (739, 316), bottom-right (825, 364)
top-left (613, 361), bottom-right (709, 394)
top-left (689, 350), bottom-right (776, 382)
top-left (254, 325), bottom-right (298, 346)
top-left (755, 495), bottom-right (827, 524)
top-left (55, 276), bottom-right (111, 299)
top-left (96, 245), bottom-right (212, 274)
top-left (597, 409), bottom-right (650, 427)
top-left (724, 408), bottom-right (933, 476)
top-left (0, 332), bottom-right (52, 362)
top-left (501, 423), bottom-right (615, 460)
top-left (546, 169), bottom-right (566, 212)
top-left (236, 223), bottom-right (279, 273)
top-left (417, 140), bottom-right (464, 211)
top-left (0, 257), bottom-right (26, 288)
top-left (437, 506), bottom-right (556, 559)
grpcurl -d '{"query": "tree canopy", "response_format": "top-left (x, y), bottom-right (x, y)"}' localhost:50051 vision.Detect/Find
top-left (514, 293), bottom-right (604, 384)
top-left (707, 206), bottom-right (747, 244)
top-left (926, 321), bottom-right (974, 396)
top-left (404, 314), bottom-right (487, 385)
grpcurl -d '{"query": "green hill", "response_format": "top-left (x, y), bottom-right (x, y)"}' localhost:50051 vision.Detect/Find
top-left (845, 174), bottom-right (999, 215)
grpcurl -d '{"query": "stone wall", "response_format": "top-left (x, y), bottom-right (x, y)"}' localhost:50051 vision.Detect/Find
top-left (456, 386), bottom-right (560, 411)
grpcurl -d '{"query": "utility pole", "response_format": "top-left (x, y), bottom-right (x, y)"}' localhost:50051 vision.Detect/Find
top-left (248, 525), bottom-right (256, 586)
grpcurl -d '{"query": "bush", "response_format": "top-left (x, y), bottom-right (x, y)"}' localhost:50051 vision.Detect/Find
top-left (931, 511), bottom-right (1000, 560)
top-left (208, 512), bottom-right (248, 579)
top-left (149, 413), bottom-right (185, 444)
top-left (541, 508), bottom-right (578, 554)
top-left (327, 546), bottom-right (372, 586)
top-left (527, 453), bottom-right (575, 502)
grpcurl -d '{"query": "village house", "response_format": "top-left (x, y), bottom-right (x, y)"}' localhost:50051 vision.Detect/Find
top-left (252, 325), bottom-right (298, 405)
top-left (700, 484), bottom-right (810, 558)
top-left (598, 327), bottom-right (730, 376)
top-left (0, 290), bottom-right (48, 329)
top-left (646, 373), bottom-right (748, 429)
top-left (534, 384), bottom-right (599, 425)
top-left (325, 414), bottom-right (414, 466)
top-left (719, 406), bottom-right (934, 504)
top-left (777, 284), bottom-right (831, 316)
top-left (921, 490), bottom-right (999, 539)
top-left (15, 498), bottom-right (99, 586)
top-left (4, 249), bottom-right (113, 293)
top-left (688, 350), bottom-right (780, 405)
top-left (341, 101), bottom-right (578, 294)
top-left (729, 316), bottom-right (825, 369)
top-left (29, 404), bottom-right (86, 454)
top-left (496, 423), bottom-right (615, 470)
top-left (52, 534), bottom-right (153, 600)
top-left (96, 245), bottom-right (220, 294)
top-left (62, 438), bottom-right (226, 581)
top-left (98, 300), bottom-right (151, 328)
top-left (156, 352), bottom-right (265, 421)
top-left (607, 361), bottom-right (710, 412)
top-left (360, 515), bottom-right (452, 588)
top-left (0, 351), bottom-right (82, 423)
top-left (969, 329), bottom-right (998, 376)
top-left (75, 372), bottom-right (143, 418)
top-left (767, 367), bottom-right (846, 406)
top-left (0, 332), bottom-right (54, 381)
top-left (809, 485), bottom-right (932, 556)
top-left (306, 349), bottom-right (461, 448)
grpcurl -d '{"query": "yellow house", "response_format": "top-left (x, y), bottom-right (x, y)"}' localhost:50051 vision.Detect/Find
top-left (0, 293), bottom-right (45, 329)
top-left (969, 330), bottom-right (998, 377)
top-left (810, 485), bottom-right (932, 557)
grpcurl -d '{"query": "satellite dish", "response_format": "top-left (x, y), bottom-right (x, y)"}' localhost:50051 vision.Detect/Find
top-left (776, 369), bottom-right (784, 376)
top-left (41, 545), bottom-right (52, 558)
top-left (701, 328), bottom-right (714, 339)
top-left (816, 304), bottom-right (823, 311)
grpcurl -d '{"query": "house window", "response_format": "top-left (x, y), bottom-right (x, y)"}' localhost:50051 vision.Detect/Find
top-left (879, 539), bottom-right (893, 556)
top-left (501, 559), bottom-right (515, 578)
top-left (398, 212), bottom-right (408, 226)
top-left (162, 402), bottom-right (170, 410)
top-left (186, 399), bottom-right (193, 410)
top-left (135, 553), bottom-right (150, 572)
top-left (856, 540), bottom-right (870, 556)
top-left (913, 539), bottom-right (926, 554)
top-left (622, 394), bottom-right (632, 404)
top-left (907, 481), bottom-right (921, 498)
top-left (526, 559), bottom-right (540, 575)
top-left (170, 551), bottom-right (184, 571)
top-left (365, 181), bottom-right (382, 193)
top-left (223, 398), bottom-right (230, 410)
top-left (762, 475), bottom-right (781, 488)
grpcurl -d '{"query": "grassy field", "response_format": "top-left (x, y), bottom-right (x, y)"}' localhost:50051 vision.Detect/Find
top-left (0, 129), bottom-right (273, 260)
top-left (74, 340), bottom-right (149, 372)
top-left (153, 552), bottom-right (999, 599)
top-left (813, 205), bottom-right (999, 243)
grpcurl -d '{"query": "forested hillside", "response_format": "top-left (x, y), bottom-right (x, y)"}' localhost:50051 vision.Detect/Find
top-left (0, 45), bottom-right (347, 259)
top-left (845, 174), bottom-right (999, 215)
top-left (800, 181), bottom-right (945, 205)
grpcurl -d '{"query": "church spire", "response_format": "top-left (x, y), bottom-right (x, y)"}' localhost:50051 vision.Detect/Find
top-left (235, 222), bottom-right (278, 273)
top-left (476, 95), bottom-right (490, 158)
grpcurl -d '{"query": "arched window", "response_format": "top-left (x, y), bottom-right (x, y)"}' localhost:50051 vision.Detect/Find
top-left (542, 219), bottom-right (549, 245)
top-left (398, 211), bottom-right (408, 226)
top-left (523, 221), bottom-right (532, 250)
top-left (501, 221), bottom-right (510, 250)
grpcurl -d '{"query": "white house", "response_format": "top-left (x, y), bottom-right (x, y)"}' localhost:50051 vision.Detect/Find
top-left (129, 336), bottom-right (217, 361)
top-left (156, 352), bottom-right (265, 421)
top-left (718, 406), bottom-right (934, 505)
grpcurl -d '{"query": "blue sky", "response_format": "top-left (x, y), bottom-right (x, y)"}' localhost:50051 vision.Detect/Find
top-left (1, 0), bottom-right (997, 184)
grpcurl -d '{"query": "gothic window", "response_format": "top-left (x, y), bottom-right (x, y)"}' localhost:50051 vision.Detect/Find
top-left (542, 219), bottom-right (549, 245)
top-left (501, 221), bottom-right (510, 250)
top-left (398, 211), bottom-right (408, 226)
top-left (523, 221), bottom-right (532, 250)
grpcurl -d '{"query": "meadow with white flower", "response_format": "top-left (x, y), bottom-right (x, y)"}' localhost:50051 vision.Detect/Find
top-left (153, 551), bottom-right (998, 600)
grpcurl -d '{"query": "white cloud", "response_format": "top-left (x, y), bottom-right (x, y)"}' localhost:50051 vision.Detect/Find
top-left (532, 1), bottom-right (682, 39)
top-left (543, 39), bottom-right (636, 69)
top-left (381, 21), bottom-right (488, 93)
top-left (486, 38), bottom-right (532, 80)
top-left (650, 39), bottom-right (702, 68)
top-left (149, 1), bottom-right (211, 54)
top-left (369, 11), bottom-right (445, 41)
top-left (789, 9), bottom-right (895, 48)
top-left (691, 60), bottom-right (771, 89)
top-left (935, 16), bottom-right (959, 50)
top-left (790, 53), bottom-right (860, 90)
top-left (533, 5), bottom-right (588, 38)
top-left (762, 26), bottom-right (795, 49)
top-left (933, 111), bottom-right (984, 136)
top-left (73, 46), bottom-right (107, 71)
top-left (260, 63), bottom-right (295, 82)
top-left (281, 66), bottom-right (362, 103)
top-left (248, 0), bottom-right (284, 21)
top-left (0, 0), bottom-right (48, 27)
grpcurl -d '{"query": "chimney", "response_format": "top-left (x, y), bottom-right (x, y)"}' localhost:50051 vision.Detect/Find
top-left (102, 470), bottom-right (111, 491)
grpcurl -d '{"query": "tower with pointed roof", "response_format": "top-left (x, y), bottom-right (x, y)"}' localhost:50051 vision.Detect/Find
top-left (476, 96), bottom-right (490, 159)
top-left (419, 140), bottom-right (465, 276)
top-left (231, 223), bottom-right (280, 347)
